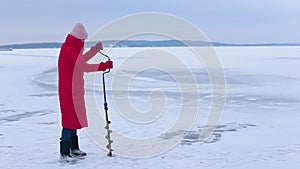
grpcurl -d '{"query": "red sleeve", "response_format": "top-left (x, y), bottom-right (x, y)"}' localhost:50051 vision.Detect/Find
top-left (67, 48), bottom-right (107, 72)
top-left (82, 47), bottom-right (98, 61)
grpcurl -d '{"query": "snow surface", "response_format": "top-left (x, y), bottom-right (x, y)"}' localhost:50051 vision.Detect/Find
top-left (0, 47), bottom-right (300, 168)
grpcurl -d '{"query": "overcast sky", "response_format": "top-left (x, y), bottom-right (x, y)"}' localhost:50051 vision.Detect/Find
top-left (0, 0), bottom-right (300, 45)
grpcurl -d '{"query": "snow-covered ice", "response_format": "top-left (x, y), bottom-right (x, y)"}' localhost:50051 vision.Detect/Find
top-left (0, 47), bottom-right (300, 168)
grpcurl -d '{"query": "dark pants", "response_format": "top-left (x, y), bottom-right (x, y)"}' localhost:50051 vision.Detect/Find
top-left (61, 128), bottom-right (77, 141)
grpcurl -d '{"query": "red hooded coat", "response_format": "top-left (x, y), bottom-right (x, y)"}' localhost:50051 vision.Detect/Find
top-left (58, 34), bottom-right (107, 129)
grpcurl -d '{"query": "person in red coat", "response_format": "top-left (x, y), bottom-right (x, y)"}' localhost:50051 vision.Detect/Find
top-left (58, 22), bottom-right (113, 161)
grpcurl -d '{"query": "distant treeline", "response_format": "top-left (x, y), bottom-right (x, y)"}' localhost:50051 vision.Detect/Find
top-left (1, 40), bottom-right (300, 49)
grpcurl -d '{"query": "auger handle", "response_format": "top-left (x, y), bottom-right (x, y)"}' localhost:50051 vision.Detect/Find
top-left (99, 51), bottom-right (111, 74)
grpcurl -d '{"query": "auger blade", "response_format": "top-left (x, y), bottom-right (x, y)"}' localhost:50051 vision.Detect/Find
top-left (106, 144), bottom-right (112, 149)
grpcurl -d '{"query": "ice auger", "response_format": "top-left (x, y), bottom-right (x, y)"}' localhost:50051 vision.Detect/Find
top-left (99, 51), bottom-right (114, 157)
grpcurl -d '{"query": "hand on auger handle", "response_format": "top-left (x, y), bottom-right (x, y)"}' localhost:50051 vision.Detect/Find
top-left (99, 51), bottom-right (113, 157)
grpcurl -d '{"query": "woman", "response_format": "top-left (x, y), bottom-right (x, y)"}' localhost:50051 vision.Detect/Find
top-left (58, 23), bottom-right (113, 161)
